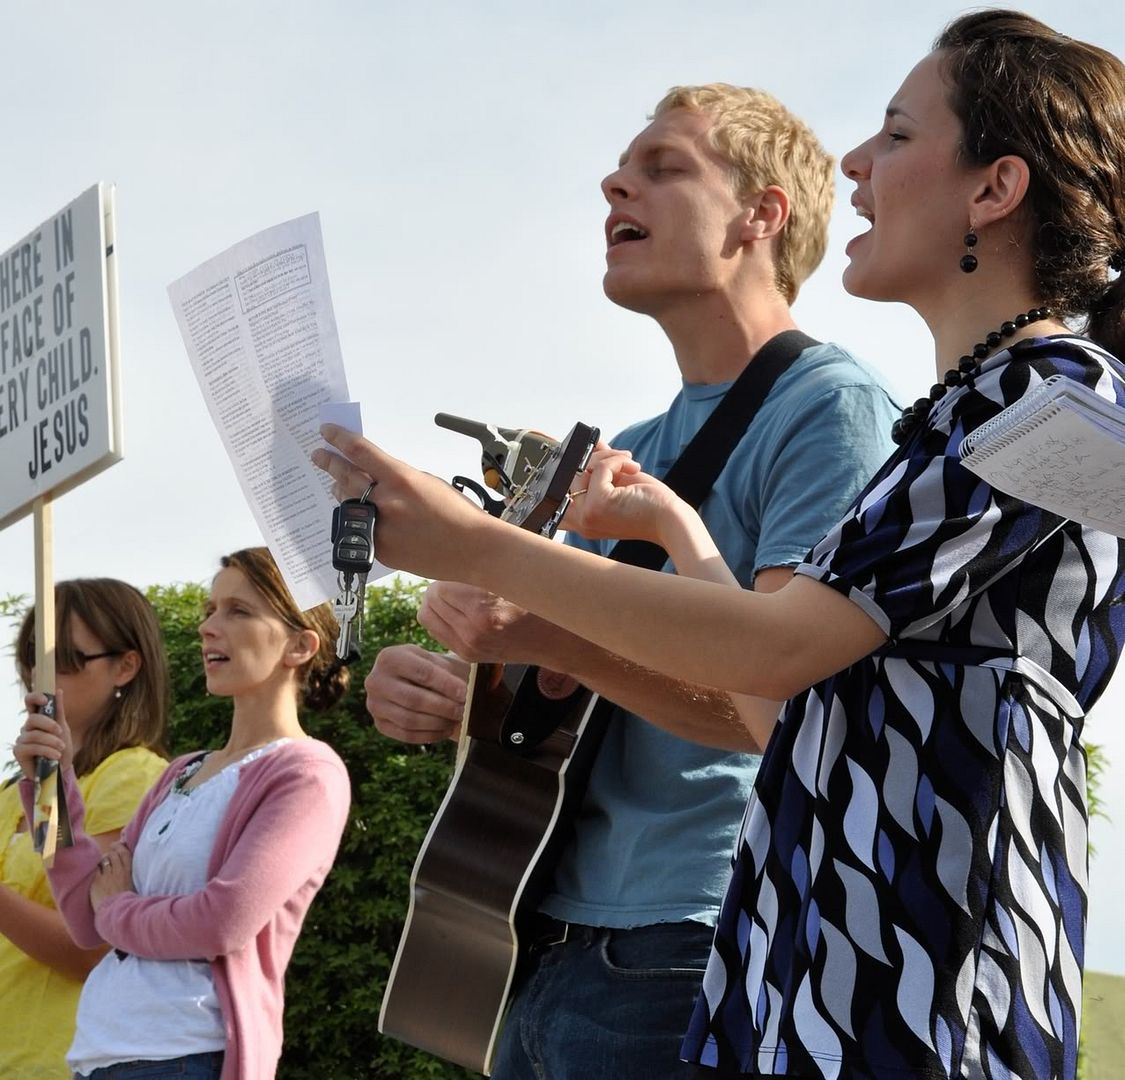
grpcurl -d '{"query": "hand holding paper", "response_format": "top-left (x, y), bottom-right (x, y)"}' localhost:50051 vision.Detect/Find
top-left (168, 214), bottom-right (388, 607)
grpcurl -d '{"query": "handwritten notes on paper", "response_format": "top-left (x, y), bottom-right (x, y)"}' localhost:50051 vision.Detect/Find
top-left (959, 376), bottom-right (1125, 536)
top-left (169, 213), bottom-right (384, 608)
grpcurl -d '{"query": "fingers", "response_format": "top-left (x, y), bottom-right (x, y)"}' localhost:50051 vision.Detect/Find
top-left (569, 447), bottom-right (638, 493)
top-left (317, 425), bottom-right (398, 483)
top-left (97, 841), bottom-right (130, 872)
top-left (23, 691), bottom-right (53, 715)
top-left (310, 447), bottom-right (375, 502)
top-left (587, 444), bottom-right (633, 466)
top-left (587, 451), bottom-right (642, 492)
top-left (365, 645), bottom-right (468, 744)
top-left (314, 426), bottom-right (495, 583)
top-left (108, 840), bottom-right (132, 865)
top-left (20, 690), bottom-right (74, 773)
top-left (424, 580), bottom-right (491, 609)
top-left (16, 698), bottom-right (67, 769)
top-left (418, 583), bottom-right (527, 663)
top-left (417, 600), bottom-right (469, 657)
top-left (563, 451), bottom-right (674, 544)
top-left (14, 725), bottom-right (65, 761)
top-left (418, 584), bottom-right (488, 657)
top-left (91, 842), bottom-right (134, 908)
top-left (373, 711), bottom-right (461, 745)
top-left (12, 731), bottom-right (61, 781)
top-left (561, 453), bottom-right (628, 538)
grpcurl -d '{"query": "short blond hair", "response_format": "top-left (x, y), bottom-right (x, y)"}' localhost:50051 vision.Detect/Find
top-left (654, 84), bottom-right (834, 302)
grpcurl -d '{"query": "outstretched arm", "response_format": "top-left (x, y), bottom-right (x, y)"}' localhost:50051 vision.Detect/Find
top-left (417, 576), bottom-right (785, 753)
top-left (369, 449), bottom-right (783, 751)
top-left (314, 430), bottom-right (887, 702)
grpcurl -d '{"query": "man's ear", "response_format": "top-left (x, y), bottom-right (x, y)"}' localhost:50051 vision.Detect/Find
top-left (969, 154), bottom-right (1031, 230)
top-left (739, 185), bottom-right (790, 244)
top-left (286, 630), bottom-right (320, 668)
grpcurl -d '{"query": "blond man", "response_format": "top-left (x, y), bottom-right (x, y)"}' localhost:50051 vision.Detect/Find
top-left (367, 85), bottom-right (898, 1078)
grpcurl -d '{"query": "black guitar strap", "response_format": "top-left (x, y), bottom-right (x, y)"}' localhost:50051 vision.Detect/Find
top-left (529, 330), bottom-right (820, 847)
top-left (606, 329), bottom-right (819, 571)
top-left (515, 331), bottom-right (820, 917)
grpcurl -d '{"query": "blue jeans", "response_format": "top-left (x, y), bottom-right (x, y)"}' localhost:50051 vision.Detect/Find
top-left (79, 1052), bottom-right (224, 1079)
top-left (491, 921), bottom-right (714, 1080)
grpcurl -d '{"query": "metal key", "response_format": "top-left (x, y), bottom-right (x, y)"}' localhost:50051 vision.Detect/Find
top-left (331, 497), bottom-right (378, 660)
top-left (333, 590), bottom-right (359, 660)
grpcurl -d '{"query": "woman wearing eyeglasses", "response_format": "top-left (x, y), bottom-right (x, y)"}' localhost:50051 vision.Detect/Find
top-left (0, 579), bottom-right (168, 1078)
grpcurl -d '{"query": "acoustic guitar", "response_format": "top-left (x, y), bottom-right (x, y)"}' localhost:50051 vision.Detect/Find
top-left (379, 421), bottom-right (607, 1075)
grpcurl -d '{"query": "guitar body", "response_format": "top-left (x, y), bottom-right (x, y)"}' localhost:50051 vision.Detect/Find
top-left (378, 420), bottom-right (604, 1074)
top-left (378, 665), bottom-right (607, 1073)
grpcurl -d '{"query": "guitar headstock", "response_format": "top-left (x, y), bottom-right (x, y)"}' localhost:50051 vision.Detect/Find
top-left (500, 421), bottom-right (599, 536)
top-left (440, 413), bottom-right (599, 537)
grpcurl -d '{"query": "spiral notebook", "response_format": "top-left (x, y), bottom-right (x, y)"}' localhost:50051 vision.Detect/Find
top-left (959, 375), bottom-right (1125, 537)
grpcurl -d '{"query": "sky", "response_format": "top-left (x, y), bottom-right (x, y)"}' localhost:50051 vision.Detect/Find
top-left (1, 1), bottom-right (1123, 975)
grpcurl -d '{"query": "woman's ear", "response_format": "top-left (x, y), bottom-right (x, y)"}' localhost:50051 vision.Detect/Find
top-left (113, 649), bottom-right (142, 690)
top-left (969, 154), bottom-right (1031, 230)
top-left (286, 630), bottom-right (320, 668)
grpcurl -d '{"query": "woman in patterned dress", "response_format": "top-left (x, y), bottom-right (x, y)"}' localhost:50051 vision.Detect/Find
top-left (314, 11), bottom-right (1125, 1077)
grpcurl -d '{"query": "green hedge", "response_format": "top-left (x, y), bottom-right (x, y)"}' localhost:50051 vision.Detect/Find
top-left (148, 579), bottom-right (475, 1079)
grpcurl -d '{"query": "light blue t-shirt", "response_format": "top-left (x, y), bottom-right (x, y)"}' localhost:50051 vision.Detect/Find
top-left (540, 342), bottom-right (900, 928)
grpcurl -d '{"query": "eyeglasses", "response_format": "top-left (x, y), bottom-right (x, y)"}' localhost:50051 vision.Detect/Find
top-left (72, 650), bottom-right (123, 668)
top-left (19, 642), bottom-right (125, 675)
top-left (52, 650), bottom-right (125, 674)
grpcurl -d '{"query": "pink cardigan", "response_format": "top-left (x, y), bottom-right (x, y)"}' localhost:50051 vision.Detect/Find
top-left (22, 739), bottom-right (350, 1079)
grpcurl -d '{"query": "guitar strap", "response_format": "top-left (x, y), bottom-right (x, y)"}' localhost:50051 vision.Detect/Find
top-left (522, 330), bottom-right (820, 894)
top-left (606, 328), bottom-right (820, 570)
top-left (524, 331), bottom-right (820, 953)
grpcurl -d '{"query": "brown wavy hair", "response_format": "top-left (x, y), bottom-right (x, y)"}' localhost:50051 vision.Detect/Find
top-left (15, 579), bottom-right (170, 776)
top-left (219, 547), bottom-right (349, 712)
top-left (935, 11), bottom-right (1125, 356)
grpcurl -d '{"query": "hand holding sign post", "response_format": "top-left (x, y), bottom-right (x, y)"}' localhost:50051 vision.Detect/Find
top-left (0, 183), bottom-right (122, 864)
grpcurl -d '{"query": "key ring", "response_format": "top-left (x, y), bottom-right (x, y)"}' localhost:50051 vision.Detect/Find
top-left (359, 482), bottom-right (375, 504)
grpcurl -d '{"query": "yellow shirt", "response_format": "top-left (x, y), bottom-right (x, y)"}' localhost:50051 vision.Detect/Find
top-left (0, 746), bottom-right (167, 1079)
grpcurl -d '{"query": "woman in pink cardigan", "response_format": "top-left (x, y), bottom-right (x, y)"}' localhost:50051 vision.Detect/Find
top-left (15, 548), bottom-right (352, 1080)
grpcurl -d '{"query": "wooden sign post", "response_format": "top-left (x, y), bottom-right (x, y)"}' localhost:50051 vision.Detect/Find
top-left (29, 493), bottom-right (66, 862)
top-left (0, 184), bottom-right (122, 863)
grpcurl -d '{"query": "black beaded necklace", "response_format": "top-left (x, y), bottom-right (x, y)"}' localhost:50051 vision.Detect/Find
top-left (890, 306), bottom-right (1054, 445)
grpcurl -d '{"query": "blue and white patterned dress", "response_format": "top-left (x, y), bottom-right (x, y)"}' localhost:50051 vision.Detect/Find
top-left (682, 337), bottom-right (1125, 1079)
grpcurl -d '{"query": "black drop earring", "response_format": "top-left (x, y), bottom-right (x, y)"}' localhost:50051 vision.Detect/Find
top-left (960, 228), bottom-right (979, 273)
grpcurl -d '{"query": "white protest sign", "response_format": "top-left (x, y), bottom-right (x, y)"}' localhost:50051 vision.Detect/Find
top-left (0, 184), bottom-right (121, 531)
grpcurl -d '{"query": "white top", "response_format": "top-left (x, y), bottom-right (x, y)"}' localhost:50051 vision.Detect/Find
top-left (69, 741), bottom-right (287, 1075)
